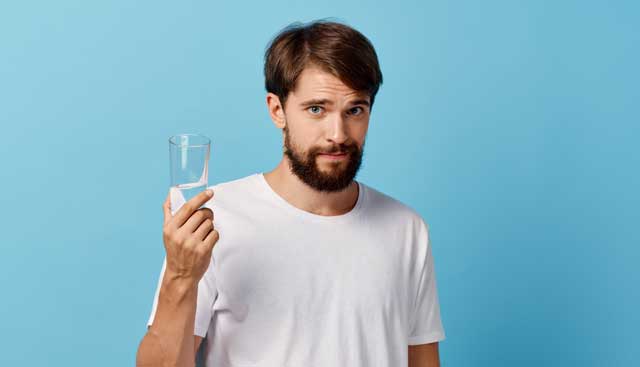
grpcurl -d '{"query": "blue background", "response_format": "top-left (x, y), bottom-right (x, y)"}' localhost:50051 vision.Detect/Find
top-left (1, 1), bottom-right (638, 366)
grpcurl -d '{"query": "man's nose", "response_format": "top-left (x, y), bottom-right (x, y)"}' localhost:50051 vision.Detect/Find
top-left (326, 114), bottom-right (349, 145)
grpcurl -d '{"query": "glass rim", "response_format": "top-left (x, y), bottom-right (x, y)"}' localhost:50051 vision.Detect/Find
top-left (168, 133), bottom-right (211, 147)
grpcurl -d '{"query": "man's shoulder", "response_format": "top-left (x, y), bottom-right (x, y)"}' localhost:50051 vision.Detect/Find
top-left (203, 173), bottom-right (262, 209)
top-left (360, 181), bottom-right (427, 226)
top-left (207, 173), bottom-right (259, 193)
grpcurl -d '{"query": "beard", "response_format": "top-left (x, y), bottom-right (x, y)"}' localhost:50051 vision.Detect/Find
top-left (283, 124), bottom-right (364, 193)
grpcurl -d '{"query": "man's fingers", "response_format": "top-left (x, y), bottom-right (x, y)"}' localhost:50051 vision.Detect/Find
top-left (182, 208), bottom-right (213, 234)
top-left (163, 191), bottom-right (172, 226)
top-left (173, 189), bottom-right (214, 228)
top-left (194, 218), bottom-right (214, 241)
top-left (203, 229), bottom-right (220, 253)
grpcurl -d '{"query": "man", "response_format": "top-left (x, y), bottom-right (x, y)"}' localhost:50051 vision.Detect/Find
top-left (137, 19), bottom-right (445, 367)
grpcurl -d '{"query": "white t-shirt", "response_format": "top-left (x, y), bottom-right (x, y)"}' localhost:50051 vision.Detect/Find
top-left (147, 173), bottom-right (445, 367)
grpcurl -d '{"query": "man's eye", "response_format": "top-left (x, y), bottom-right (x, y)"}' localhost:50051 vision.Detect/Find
top-left (349, 107), bottom-right (364, 115)
top-left (308, 106), bottom-right (323, 115)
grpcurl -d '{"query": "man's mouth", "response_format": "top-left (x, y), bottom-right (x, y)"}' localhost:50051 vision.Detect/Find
top-left (321, 152), bottom-right (347, 156)
top-left (318, 152), bottom-right (348, 160)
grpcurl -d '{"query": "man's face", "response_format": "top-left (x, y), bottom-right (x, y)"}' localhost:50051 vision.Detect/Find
top-left (280, 66), bottom-right (371, 192)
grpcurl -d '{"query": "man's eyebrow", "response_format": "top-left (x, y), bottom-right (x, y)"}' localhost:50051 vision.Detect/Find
top-left (350, 99), bottom-right (370, 107)
top-left (300, 98), bottom-right (334, 107)
top-left (299, 98), bottom-right (371, 107)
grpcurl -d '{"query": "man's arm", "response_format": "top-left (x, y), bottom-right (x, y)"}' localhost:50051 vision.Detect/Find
top-left (136, 275), bottom-right (200, 367)
top-left (137, 189), bottom-right (218, 367)
top-left (194, 336), bottom-right (203, 357)
top-left (408, 342), bottom-right (440, 367)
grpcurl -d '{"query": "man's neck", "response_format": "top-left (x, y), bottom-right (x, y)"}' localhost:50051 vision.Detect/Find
top-left (263, 158), bottom-right (359, 217)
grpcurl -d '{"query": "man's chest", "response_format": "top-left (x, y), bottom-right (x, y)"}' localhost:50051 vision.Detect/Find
top-left (210, 218), bottom-right (413, 320)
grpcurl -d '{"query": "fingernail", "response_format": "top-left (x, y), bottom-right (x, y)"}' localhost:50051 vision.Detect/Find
top-left (207, 189), bottom-right (213, 196)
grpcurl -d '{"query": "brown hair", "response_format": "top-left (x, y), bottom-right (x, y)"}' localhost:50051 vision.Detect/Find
top-left (264, 19), bottom-right (383, 111)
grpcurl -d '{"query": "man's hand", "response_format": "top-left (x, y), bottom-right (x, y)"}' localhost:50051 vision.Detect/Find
top-left (162, 188), bottom-right (219, 286)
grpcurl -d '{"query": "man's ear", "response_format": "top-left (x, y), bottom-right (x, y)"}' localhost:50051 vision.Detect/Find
top-left (266, 93), bottom-right (286, 129)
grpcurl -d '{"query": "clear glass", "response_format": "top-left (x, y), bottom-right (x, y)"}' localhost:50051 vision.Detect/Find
top-left (168, 133), bottom-right (211, 215)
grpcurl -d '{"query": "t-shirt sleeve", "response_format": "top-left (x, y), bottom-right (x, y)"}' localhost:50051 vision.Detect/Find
top-left (146, 255), bottom-right (219, 338)
top-left (408, 220), bottom-right (446, 345)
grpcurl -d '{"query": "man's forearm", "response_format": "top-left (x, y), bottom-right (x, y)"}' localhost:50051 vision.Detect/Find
top-left (136, 273), bottom-right (198, 367)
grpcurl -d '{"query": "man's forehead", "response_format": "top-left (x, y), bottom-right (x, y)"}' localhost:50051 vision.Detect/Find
top-left (289, 67), bottom-right (368, 101)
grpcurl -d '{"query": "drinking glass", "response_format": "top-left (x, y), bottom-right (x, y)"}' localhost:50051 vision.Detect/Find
top-left (168, 133), bottom-right (211, 215)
